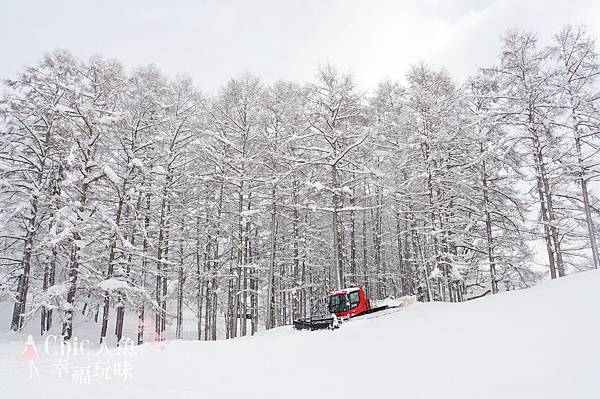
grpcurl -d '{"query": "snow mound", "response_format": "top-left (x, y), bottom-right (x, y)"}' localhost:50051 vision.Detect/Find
top-left (97, 278), bottom-right (129, 291)
top-left (1, 270), bottom-right (599, 399)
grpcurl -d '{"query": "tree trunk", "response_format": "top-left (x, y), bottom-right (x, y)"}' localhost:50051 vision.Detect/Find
top-left (529, 114), bottom-right (562, 279)
top-left (395, 210), bottom-right (405, 296)
top-left (292, 184), bottom-right (301, 321)
top-left (62, 178), bottom-right (90, 341)
top-left (481, 146), bottom-right (498, 294)
top-left (349, 187), bottom-right (357, 286)
top-left (138, 189), bottom-right (152, 345)
top-left (266, 187), bottom-right (277, 329)
top-left (571, 107), bottom-right (600, 269)
top-left (100, 188), bottom-right (127, 343)
top-left (331, 164), bottom-right (345, 289)
top-left (175, 219), bottom-right (185, 340)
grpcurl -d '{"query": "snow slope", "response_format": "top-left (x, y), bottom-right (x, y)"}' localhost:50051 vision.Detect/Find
top-left (1, 270), bottom-right (599, 399)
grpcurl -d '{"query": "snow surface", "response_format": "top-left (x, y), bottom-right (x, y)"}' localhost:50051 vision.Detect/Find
top-left (1, 270), bottom-right (599, 398)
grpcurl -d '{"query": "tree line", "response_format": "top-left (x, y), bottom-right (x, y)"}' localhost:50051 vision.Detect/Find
top-left (1, 26), bottom-right (599, 343)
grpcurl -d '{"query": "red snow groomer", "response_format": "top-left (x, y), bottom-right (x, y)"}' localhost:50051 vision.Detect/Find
top-left (293, 287), bottom-right (391, 331)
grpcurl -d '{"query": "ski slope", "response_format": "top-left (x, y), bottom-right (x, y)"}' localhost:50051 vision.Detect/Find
top-left (1, 270), bottom-right (599, 399)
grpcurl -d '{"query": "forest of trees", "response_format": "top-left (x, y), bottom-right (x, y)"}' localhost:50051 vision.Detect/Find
top-left (1, 26), bottom-right (599, 343)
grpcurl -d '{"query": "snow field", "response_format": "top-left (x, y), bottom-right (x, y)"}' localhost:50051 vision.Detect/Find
top-left (0, 270), bottom-right (598, 399)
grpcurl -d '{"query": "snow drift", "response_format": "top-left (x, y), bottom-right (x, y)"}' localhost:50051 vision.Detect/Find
top-left (1, 270), bottom-right (599, 399)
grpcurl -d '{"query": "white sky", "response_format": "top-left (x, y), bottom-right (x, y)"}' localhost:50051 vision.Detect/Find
top-left (2, 0), bottom-right (599, 93)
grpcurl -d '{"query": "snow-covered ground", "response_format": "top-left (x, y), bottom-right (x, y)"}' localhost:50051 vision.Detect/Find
top-left (1, 270), bottom-right (599, 399)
